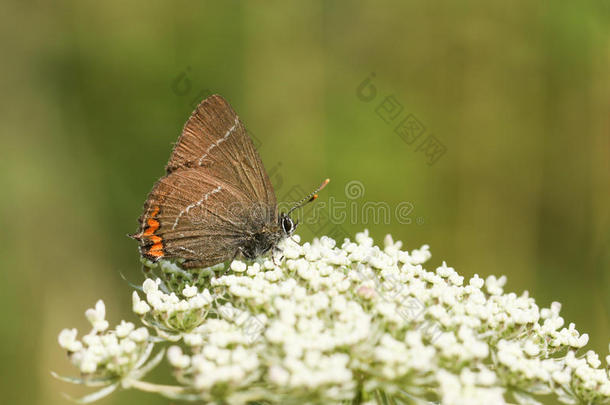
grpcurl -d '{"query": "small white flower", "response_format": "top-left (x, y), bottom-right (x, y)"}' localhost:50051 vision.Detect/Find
top-left (577, 333), bottom-right (590, 348)
top-left (129, 327), bottom-right (149, 342)
top-left (132, 291), bottom-right (151, 315)
top-left (586, 350), bottom-right (601, 368)
top-left (182, 284), bottom-right (198, 298)
top-left (357, 285), bottom-right (376, 299)
top-left (168, 346), bottom-right (190, 369)
top-left (524, 340), bottom-right (540, 356)
top-left (184, 333), bottom-right (204, 347)
top-left (485, 275), bottom-right (506, 295)
top-left (268, 365), bottom-right (290, 385)
top-left (142, 278), bottom-right (159, 294)
top-left (80, 354), bottom-right (98, 374)
top-left (116, 321), bottom-right (135, 338)
top-left (436, 261), bottom-right (455, 278)
top-left (85, 300), bottom-right (109, 332)
top-left (121, 338), bottom-right (137, 353)
top-left (58, 328), bottom-right (83, 352)
top-left (552, 370), bottom-right (571, 385)
top-left (231, 260), bottom-right (247, 272)
top-left (247, 263), bottom-right (261, 276)
top-left (469, 274), bottom-right (485, 289)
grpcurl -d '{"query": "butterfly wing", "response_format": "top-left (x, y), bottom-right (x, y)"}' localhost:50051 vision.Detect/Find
top-left (133, 95), bottom-right (277, 268)
top-left (166, 94), bottom-right (276, 207)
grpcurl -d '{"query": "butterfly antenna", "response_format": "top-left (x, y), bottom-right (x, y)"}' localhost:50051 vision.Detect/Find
top-left (287, 178), bottom-right (330, 215)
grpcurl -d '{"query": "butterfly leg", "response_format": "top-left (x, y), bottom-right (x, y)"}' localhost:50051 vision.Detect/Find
top-left (271, 247), bottom-right (284, 266)
top-left (230, 247), bottom-right (243, 263)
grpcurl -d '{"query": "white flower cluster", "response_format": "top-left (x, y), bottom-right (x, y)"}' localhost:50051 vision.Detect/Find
top-left (56, 231), bottom-right (610, 405)
top-left (132, 275), bottom-right (214, 340)
top-left (58, 300), bottom-right (151, 376)
top-left (55, 301), bottom-right (164, 402)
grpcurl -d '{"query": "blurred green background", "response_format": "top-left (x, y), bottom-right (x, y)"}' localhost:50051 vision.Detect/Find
top-left (1, 1), bottom-right (609, 404)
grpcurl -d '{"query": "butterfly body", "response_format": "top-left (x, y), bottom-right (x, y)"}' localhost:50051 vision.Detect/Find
top-left (240, 224), bottom-right (281, 260)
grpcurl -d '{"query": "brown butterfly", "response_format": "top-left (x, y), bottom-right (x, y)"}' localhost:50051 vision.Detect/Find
top-left (131, 95), bottom-right (328, 269)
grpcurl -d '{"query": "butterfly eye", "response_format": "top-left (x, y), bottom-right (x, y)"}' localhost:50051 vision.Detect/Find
top-left (282, 216), bottom-right (294, 234)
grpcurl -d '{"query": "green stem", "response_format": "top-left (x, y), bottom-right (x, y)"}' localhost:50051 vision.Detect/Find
top-left (124, 379), bottom-right (188, 395)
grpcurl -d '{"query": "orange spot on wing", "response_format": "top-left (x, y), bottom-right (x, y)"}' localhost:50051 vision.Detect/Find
top-left (148, 244), bottom-right (164, 257)
top-left (142, 206), bottom-right (161, 235)
top-left (143, 218), bottom-right (159, 236)
top-left (142, 206), bottom-right (164, 258)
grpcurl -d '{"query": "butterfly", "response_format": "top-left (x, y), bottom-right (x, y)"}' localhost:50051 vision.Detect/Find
top-left (131, 95), bottom-right (328, 269)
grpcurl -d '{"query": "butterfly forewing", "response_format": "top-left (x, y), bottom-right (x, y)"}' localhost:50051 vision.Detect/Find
top-left (134, 95), bottom-right (278, 268)
top-left (167, 95), bottom-right (276, 207)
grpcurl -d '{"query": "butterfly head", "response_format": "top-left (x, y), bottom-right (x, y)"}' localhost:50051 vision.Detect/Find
top-left (279, 212), bottom-right (297, 236)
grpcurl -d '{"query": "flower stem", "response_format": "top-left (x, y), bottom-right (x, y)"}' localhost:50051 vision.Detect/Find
top-left (124, 379), bottom-right (187, 395)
